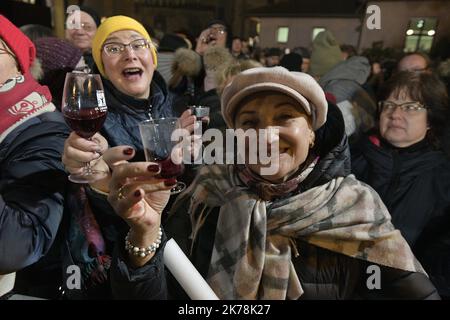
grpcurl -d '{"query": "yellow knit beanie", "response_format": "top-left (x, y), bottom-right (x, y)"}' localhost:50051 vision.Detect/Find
top-left (92, 15), bottom-right (158, 77)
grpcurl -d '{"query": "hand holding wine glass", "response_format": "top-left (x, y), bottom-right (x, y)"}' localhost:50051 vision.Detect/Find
top-left (62, 72), bottom-right (108, 183)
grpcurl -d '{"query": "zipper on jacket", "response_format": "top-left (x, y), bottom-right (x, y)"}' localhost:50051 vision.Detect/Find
top-left (147, 104), bottom-right (153, 120)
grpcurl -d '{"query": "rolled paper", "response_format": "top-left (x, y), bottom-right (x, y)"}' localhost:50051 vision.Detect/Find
top-left (163, 238), bottom-right (219, 300)
top-left (0, 272), bottom-right (15, 297)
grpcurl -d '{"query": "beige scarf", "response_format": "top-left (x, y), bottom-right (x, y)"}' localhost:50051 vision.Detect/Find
top-left (173, 164), bottom-right (424, 300)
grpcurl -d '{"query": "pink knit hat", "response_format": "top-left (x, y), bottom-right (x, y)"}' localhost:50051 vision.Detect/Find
top-left (221, 66), bottom-right (328, 130)
top-left (0, 15), bottom-right (36, 74)
top-left (35, 37), bottom-right (82, 74)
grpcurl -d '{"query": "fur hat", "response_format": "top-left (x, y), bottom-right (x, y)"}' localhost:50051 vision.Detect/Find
top-left (172, 48), bottom-right (202, 77)
top-left (169, 48), bottom-right (202, 88)
top-left (221, 66), bottom-right (328, 130)
top-left (203, 46), bottom-right (233, 72)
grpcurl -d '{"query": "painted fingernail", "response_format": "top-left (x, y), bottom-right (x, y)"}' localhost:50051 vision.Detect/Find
top-left (164, 179), bottom-right (177, 186)
top-left (148, 164), bottom-right (160, 172)
top-left (134, 190), bottom-right (141, 197)
top-left (93, 147), bottom-right (103, 154)
top-left (123, 148), bottom-right (134, 155)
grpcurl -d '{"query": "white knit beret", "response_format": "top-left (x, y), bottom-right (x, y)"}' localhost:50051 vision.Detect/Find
top-left (221, 66), bottom-right (328, 130)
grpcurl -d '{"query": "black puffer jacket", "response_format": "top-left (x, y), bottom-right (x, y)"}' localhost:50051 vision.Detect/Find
top-left (351, 133), bottom-right (450, 298)
top-left (0, 112), bottom-right (69, 294)
top-left (110, 104), bottom-right (439, 300)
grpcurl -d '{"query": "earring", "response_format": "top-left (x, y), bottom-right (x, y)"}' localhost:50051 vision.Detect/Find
top-left (310, 131), bottom-right (315, 148)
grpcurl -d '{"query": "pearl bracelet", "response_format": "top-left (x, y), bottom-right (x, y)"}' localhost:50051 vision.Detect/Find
top-left (125, 227), bottom-right (162, 258)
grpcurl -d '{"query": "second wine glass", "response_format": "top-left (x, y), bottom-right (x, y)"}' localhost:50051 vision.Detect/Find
top-left (139, 118), bottom-right (186, 195)
top-left (62, 72), bottom-right (108, 184)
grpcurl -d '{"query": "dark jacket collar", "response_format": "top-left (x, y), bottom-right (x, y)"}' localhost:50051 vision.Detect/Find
top-left (102, 70), bottom-right (173, 118)
top-left (301, 102), bottom-right (351, 191)
top-left (379, 135), bottom-right (429, 154)
top-left (357, 130), bottom-right (448, 177)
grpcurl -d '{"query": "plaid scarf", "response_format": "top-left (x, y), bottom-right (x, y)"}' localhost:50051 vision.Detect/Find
top-left (236, 156), bottom-right (318, 201)
top-left (173, 164), bottom-right (424, 300)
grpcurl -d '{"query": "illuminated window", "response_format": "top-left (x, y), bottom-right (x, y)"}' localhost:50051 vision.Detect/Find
top-left (404, 18), bottom-right (437, 53)
top-left (312, 27), bottom-right (326, 41)
top-left (277, 27), bottom-right (289, 43)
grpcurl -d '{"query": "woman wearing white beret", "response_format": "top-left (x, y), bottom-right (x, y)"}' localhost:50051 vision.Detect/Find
top-left (108, 67), bottom-right (439, 300)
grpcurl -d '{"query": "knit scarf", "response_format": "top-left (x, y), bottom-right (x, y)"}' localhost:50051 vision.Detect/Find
top-left (174, 164), bottom-right (424, 300)
top-left (0, 72), bottom-right (55, 143)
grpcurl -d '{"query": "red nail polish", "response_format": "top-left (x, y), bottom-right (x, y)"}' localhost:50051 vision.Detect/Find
top-left (123, 148), bottom-right (134, 155)
top-left (148, 164), bottom-right (160, 172)
top-left (134, 190), bottom-right (141, 197)
top-left (164, 179), bottom-right (177, 187)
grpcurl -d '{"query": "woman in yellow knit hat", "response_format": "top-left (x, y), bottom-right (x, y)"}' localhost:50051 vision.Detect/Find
top-left (61, 16), bottom-right (196, 299)
top-left (63, 15), bottom-right (196, 187)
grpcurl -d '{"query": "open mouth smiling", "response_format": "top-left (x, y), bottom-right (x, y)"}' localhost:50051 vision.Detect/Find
top-left (122, 67), bottom-right (143, 79)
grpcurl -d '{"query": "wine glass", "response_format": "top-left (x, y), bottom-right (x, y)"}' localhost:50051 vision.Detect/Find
top-left (62, 72), bottom-right (108, 184)
top-left (189, 105), bottom-right (210, 135)
top-left (139, 118), bottom-right (186, 195)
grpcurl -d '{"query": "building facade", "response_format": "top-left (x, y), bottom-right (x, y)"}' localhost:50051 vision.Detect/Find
top-left (246, 0), bottom-right (450, 53)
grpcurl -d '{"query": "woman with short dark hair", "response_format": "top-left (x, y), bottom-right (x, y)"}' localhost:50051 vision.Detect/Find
top-left (352, 71), bottom-right (450, 298)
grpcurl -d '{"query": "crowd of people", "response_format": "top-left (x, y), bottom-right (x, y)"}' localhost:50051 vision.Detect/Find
top-left (0, 5), bottom-right (449, 300)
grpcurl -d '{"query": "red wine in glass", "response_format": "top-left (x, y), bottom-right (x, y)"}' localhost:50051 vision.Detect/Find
top-left (64, 108), bottom-right (107, 139)
top-left (62, 72), bottom-right (108, 184)
top-left (139, 118), bottom-right (187, 195)
top-left (145, 151), bottom-right (185, 179)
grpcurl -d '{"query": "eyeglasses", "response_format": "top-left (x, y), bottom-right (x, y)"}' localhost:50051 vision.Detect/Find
top-left (0, 46), bottom-right (16, 58)
top-left (201, 26), bottom-right (227, 44)
top-left (66, 22), bottom-right (96, 32)
top-left (209, 26), bottom-right (226, 35)
top-left (103, 39), bottom-right (151, 56)
top-left (379, 101), bottom-right (427, 114)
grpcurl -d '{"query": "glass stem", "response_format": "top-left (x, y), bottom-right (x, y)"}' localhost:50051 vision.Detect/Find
top-left (85, 137), bottom-right (94, 174)
top-left (85, 160), bottom-right (92, 174)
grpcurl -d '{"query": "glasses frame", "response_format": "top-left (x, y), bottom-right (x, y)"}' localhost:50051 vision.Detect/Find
top-left (379, 100), bottom-right (428, 114)
top-left (209, 26), bottom-right (226, 34)
top-left (0, 41), bottom-right (15, 58)
top-left (102, 38), bottom-right (151, 56)
top-left (79, 22), bottom-right (96, 32)
top-left (66, 21), bottom-right (96, 33)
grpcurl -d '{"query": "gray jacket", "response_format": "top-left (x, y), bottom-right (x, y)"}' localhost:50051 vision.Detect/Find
top-left (320, 56), bottom-right (377, 141)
